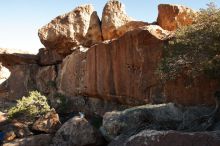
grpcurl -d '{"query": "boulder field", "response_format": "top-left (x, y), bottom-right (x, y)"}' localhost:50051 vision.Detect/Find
top-left (1, 1), bottom-right (220, 145)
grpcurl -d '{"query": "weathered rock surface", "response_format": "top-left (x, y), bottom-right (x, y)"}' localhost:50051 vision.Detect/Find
top-left (38, 5), bottom-right (102, 55)
top-left (100, 103), bottom-right (212, 141)
top-left (36, 66), bottom-right (57, 94)
top-left (102, 0), bottom-right (148, 40)
top-left (6, 65), bottom-right (38, 101)
top-left (109, 130), bottom-right (220, 146)
top-left (52, 116), bottom-right (104, 146)
top-left (0, 48), bottom-right (37, 67)
top-left (32, 109), bottom-right (61, 133)
top-left (57, 26), bottom-right (170, 105)
top-left (157, 4), bottom-right (195, 31)
top-left (3, 134), bottom-right (52, 146)
top-left (37, 48), bottom-right (63, 66)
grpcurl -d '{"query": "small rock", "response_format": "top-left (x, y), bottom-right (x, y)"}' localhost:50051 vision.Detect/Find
top-left (32, 109), bottom-right (61, 133)
top-left (52, 116), bottom-right (104, 146)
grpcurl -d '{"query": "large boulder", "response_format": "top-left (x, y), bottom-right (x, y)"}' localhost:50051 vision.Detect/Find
top-left (102, 0), bottom-right (148, 40)
top-left (3, 134), bottom-right (52, 146)
top-left (57, 26), bottom-right (170, 105)
top-left (38, 5), bottom-right (102, 55)
top-left (100, 103), bottom-right (212, 141)
top-left (109, 130), bottom-right (220, 146)
top-left (157, 4), bottom-right (195, 31)
top-left (52, 116), bottom-right (104, 146)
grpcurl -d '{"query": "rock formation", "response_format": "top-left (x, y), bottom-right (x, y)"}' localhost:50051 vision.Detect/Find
top-left (38, 5), bottom-right (102, 55)
top-left (1, 1), bottom-right (220, 145)
top-left (102, 0), bottom-right (148, 40)
top-left (157, 4), bottom-right (195, 31)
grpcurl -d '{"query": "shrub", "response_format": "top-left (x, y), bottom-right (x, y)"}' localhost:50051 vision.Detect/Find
top-left (157, 3), bottom-right (220, 82)
top-left (8, 91), bottom-right (51, 119)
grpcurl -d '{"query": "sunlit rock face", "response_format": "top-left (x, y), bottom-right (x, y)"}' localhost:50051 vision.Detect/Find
top-left (38, 4), bottom-right (103, 56)
top-left (157, 4), bottom-right (195, 31)
top-left (57, 26), bottom-right (170, 105)
top-left (0, 64), bottom-right (10, 85)
top-left (101, 0), bottom-right (148, 40)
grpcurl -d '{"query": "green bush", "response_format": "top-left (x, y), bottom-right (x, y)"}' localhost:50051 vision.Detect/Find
top-left (8, 91), bottom-right (51, 119)
top-left (157, 3), bottom-right (220, 82)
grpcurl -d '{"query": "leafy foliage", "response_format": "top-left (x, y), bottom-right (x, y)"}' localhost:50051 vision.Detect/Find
top-left (8, 91), bottom-right (51, 119)
top-left (158, 3), bottom-right (220, 82)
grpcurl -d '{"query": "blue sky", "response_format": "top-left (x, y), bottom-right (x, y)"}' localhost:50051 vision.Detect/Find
top-left (0, 0), bottom-right (219, 53)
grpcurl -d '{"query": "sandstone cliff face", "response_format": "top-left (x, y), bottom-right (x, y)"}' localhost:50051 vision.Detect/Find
top-left (38, 5), bottom-right (102, 55)
top-left (58, 26), bottom-right (170, 105)
top-left (102, 0), bottom-right (148, 40)
top-left (157, 4), bottom-right (194, 31)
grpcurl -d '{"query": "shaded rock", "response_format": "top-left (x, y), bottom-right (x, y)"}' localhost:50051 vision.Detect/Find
top-left (0, 64), bottom-right (10, 101)
top-left (37, 48), bottom-right (63, 66)
top-left (102, 0), bottom-right (148, 40)
top-left (52, 116), bottom-right (104, 146)
top-left (1, 120), bottom-right (33, 141)
top-left (100, 103), bottom-right (183, 141)
top-left (36, 66), bottom-right (57, 94)
top-left (32, 109), bottom-right (61, 133)
top-left (38, 4), bottom-right (102, 55)
top-left (52, 94), bottom-right (128, 116)
top-left (0, 48), bottom-right (37, 67)
top-left (3, 134), bottom-right (52, 146)
top-left (157, 4), bottom-right (195, 31)
top-left (57, 26), bottom-right (170, 105)
top-left (6, 64), bottom-right (38, 101)
top-left (109, 130), bottom-right (220, 146)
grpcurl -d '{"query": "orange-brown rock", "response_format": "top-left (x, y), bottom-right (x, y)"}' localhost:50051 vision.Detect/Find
top-left (57, 26), bottom-right (170, 105)
top-left (57, 25), bottom-right (219, 106)
top-left (37, 48), bottom-right (63, 66)
top-left (38, 5), bottom-right (102, 55)
top-left (32, 109), bottom-right (61, 133)
top-left (157, 4), bottom-right (195, 31)
top-left (101, 0), bottom-right (148, 40)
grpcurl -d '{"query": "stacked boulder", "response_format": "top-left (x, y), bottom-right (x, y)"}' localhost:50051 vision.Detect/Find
top-left (1, 0), bottom-right (220, 146)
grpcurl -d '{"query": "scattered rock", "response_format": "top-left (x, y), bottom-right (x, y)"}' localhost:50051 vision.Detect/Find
top-left (157, 4), bottom-right (195, 31)
top-left (3, 134), bottom-right (52, 146)
top-left (37, 48), bottom-right (63, 66)
top-left (1, 120), bottom-right (33, 141)
top-left (102, 0), bottom-right (148, 40)
top-left (109, 130), bottom-right (220, 146)
top-left (32, 109), bottom-right (61, 133)
top-left (38, 4), bottom-right (102, 55)
top-left (52, 116), bottom-right (104, 146)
